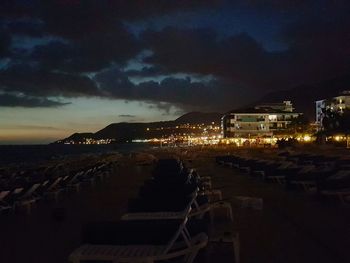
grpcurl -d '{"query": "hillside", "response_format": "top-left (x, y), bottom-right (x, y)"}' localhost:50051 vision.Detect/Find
top-left (54, 112), bottom-right (222, 143)
top-left (175, 112), bottom-right (222, 124)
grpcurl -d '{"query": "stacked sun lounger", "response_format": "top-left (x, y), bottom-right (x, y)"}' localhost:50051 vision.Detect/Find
top-left (317, 169), bottom-right (350, 203)
top-left (216, 153), bottom-right (350, 203)
top-left (69, 158), bottom-right (239, 263)
top-left (0, 159), bottom-right (117, 214)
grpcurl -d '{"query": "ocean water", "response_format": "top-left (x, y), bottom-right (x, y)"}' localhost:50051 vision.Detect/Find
top-left (0, 143), bottom-right (151, 166)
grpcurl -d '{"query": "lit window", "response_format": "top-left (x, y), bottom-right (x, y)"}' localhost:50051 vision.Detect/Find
top-left (268, 115), bottom-right (277, 121)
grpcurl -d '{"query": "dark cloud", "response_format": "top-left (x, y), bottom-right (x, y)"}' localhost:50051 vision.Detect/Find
top-left (142, 27), bottom-right (285, 89)
top-left (0, 1), bottom-right (219, 73)
top-left (278, 11), bottom-right (350, 83)
top-left (112, 0), bottom-right (220, 21)
top-left (69, 22), bottom-right (140, 72)
top-left (142, 21), bottom-right (350, 92)
top-left (4, 18), bottom-right (44, 37)
top-left (0, 31), bottom-right (11, 58)
top-left (125, 66), bottom-right (169, 77)
top-left (230, 0), bottom-right (349, 12)
top-left (0, 0), bottom-right (350, 112)
top-left (28, 20), bottom-right (140, 73)
top-left (0, 1), bottom-right (38, 18)
top-left (241, 0), bottom-right (314, 10)
top-left (142, 27), bottom-right (217, 74)
top-left (118, 114), bottom-right (136, 118)
top-left (0, 64), bottom-right (100, 97)
top-left (1, 1), bottom-right (218, 37)
top-left (30, 41), bottom-right (75, 70)
top-left (94, 68), bottom-right (253, 111)
top-left (94, 68), bottom-right (135, 98)
top-left (0, 93), bottom-right (68, 107)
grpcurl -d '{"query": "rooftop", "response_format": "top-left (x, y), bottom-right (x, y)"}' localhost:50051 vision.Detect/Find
top-left (226, 107), bottom-right (299, 114)
top-left (226, 101), bottom-right (297, 115)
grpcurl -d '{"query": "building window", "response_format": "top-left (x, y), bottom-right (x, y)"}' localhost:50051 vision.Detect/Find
top-left (268, 115), bottom-right (277, 121)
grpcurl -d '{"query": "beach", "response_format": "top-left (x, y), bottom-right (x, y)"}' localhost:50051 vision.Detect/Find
top-left (0, 145), bottom-right (350, 263)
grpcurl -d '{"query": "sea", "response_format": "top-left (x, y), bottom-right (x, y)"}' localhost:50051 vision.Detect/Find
top-left (0, 143), bottom-right (152, 166)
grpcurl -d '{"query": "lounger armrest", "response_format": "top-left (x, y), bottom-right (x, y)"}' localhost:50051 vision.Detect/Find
top-left (199, 176), bottom-right (211, 182)
top-left (0, 200), bottom-right (11, 207)
top-left (209, 198), bottom-right (230, 205)
top-left (201, 189), bottom-right (222, 195)
top-left (121, 210), bottom-right (187, 220)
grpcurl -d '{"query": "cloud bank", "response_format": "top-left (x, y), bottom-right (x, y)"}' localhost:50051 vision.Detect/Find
top-left (0, 1), bottom-right (349, 111)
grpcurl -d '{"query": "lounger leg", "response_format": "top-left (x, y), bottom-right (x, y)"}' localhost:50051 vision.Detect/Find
top-left (209, 209), bottom-right (214, 223)
top-left (338, 193), bottom-right (346, 204)
top-left (233, 233), bottom-right (240, 263)
top-left (185, 248), bottom-right (201, 263)
top-left (68, 254), bottom-right (80, 263)
top-left (26, 203), bottom-right (32, 214)
top-left (113, 259), bottom-right (153, 263)
top-left (54, 192), bottom-right (60, 203)
top-left (227, 205), bottom-right (234, 221)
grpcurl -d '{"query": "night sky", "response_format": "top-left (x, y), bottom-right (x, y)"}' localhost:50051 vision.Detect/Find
top-left (0, 1), bottom-right (349, 144)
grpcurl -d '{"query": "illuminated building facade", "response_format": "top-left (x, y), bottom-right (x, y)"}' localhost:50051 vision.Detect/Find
top-left (315, 90), bottom-right (350, 127)
top-left (222, 101), bottom-right (301, 138)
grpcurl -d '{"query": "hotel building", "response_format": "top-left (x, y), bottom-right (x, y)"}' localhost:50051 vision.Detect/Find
top-left (222, 101), bottom-right (301, 138)
top-left (315, 90), bottom-right (350, 127)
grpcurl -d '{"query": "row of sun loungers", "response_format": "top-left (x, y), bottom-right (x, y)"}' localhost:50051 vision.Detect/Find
top-left (0, 160), bottom-right (117, 214)
top-left (216, 152), bottom-right (350, 204)
top-left (69, 158), bottom-right (239, 263)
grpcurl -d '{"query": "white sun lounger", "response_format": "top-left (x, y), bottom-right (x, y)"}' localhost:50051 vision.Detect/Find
top-left (291, 166), bottom-right (332, 192)
top-left (0, 188), bottom-right (23, 213)
top-left (121, 192), bottom-right (198, 221)
top-left (122, 191), bottom-right (233, 223)
top-left (321, 188), bottom-right (350, 204)
top-left (44, 177), bottom-right (63, 202)
top-left (66, 172), bottom-right (83, 192)
top-left (0, 190), bottom-right (12, 213)
top-left (68, 215), bottom-right (208, 263)
top-left (15, 183), bottom-right (41, 214)
top-left (319, 170), bottom-right (350, 203)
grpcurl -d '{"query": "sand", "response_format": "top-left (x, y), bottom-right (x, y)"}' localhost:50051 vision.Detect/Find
top-left (0, 146), bottom-right (350, 263)
top-left (0, 163), bottom-right (152, 263)
top-left (189, 152), bottom-right (350, 263)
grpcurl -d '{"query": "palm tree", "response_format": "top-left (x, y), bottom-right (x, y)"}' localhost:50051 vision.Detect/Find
top-left (322, 108), bottom-right (341, 131)
top-left (287, 114), bottom-right (309, 134)
top-left (321, 108), bottom-right (350, 147)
